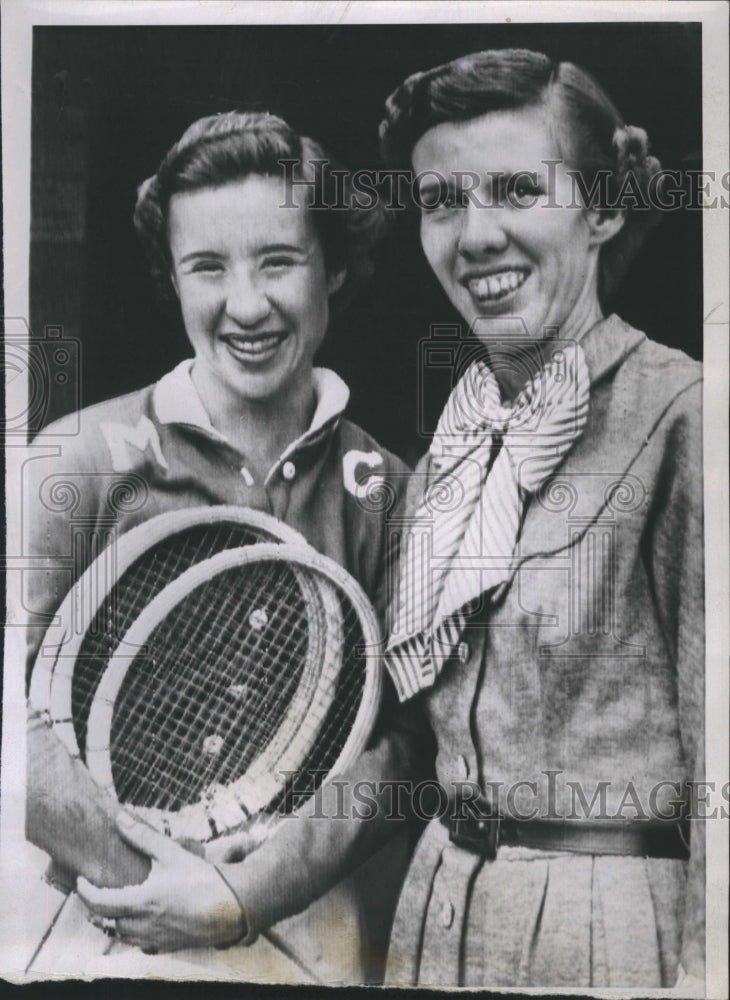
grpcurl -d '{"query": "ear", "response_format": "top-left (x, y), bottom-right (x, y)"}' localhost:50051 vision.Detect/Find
top-left (170, 269), bottom-right (180, 299)
top-left (586, 208), bottom-right (625, 247)
top-left (327, 267), bottom-right (347, 296)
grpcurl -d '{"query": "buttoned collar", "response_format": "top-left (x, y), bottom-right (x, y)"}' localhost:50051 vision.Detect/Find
top-left (152, 359), bottom-right (350, 458)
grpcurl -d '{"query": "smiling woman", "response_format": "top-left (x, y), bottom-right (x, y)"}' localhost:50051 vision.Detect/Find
top-left (167, 177), bottom-right (341, 461)
top-left (25, 110), bottom-right (410, 983)
top-left (411, 107), bottom-right (620, 400)
top-left (377, 48), bottom-right (704, 989)
top-left (131, 111), bottom-right (377, 480)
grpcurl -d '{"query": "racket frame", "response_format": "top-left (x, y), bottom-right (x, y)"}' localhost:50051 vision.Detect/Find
top-left (84, 542), bottom-right (382, 841)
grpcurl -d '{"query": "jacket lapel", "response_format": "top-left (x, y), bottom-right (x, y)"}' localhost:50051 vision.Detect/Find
top-left (515, 316), bottom-right (647, 563)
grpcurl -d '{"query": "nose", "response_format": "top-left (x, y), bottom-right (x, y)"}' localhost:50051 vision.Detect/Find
top-left (456, 202), bottom-right (509, 261)
top-left (224, 270), bottom-right (272, 327)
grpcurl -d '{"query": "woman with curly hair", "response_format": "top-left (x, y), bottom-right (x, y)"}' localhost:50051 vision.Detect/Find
top-left (26, 109), bottom-right (410, 982)
top-left (377, 47), bottom-right (703, 990)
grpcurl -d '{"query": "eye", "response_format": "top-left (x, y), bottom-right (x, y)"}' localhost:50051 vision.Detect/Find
top-left (510, 179), bottom-right (544, 204)
top-left (443, 191), bottom-right (467, 209)
top-left (263, 255), bottom-right (296, 270)
top-left (190, 259), bottom-right (223, 274)
top-left (420, 187), bottom-right (467, 215)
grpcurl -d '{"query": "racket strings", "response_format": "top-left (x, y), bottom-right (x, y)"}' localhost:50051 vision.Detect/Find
top-left (75, 523), bottom-right (264, 713)
top-left (71, 522), bottom-right (278, 756)
top-left (261, 594), bottom-right (368, 814)
top-left (60, 527), bottom-right (382, 842)
top-left (106, 561), bottom-right (368, 824)
top-left (197, 563), bottom-right (325, 798)
top-left (109, 561), bottom-right (315, 810)
top-left (110, 568), bottom-right (296, 805)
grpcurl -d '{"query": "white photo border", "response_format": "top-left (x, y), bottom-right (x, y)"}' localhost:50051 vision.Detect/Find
top-left (2, 2), bottom-right (728, 995)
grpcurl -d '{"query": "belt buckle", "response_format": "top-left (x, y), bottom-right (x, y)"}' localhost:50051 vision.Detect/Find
top-left (449, 796), bottom-right (501, 860)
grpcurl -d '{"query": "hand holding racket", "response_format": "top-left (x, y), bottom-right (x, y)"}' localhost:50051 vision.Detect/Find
top-left (78, 810), bottom-right (246, 954)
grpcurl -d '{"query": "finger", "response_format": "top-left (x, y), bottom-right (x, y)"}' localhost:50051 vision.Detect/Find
top-left (205, 831), bottom-right (260, 863)
top-left (116, 919), bottom-right (167, 954)
top-left (175, 837), bottom-right (205, 858)
top-left (116, 917), bottom-right (149, 946)
top-left (114, 811), bottom-right (179, 862)
top-left (77, 876), bottom-right (152, 917)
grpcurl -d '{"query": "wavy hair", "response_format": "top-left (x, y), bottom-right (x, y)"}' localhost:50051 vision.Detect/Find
top-left (135, 110), bottom-right (386, 315)
top-left (380, 48), bottom-right (663, 305)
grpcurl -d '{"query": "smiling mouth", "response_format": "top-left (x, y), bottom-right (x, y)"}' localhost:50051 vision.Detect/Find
top-left (463, 269), bottom-right (529, 303)
top-left (221, 331), bottom-right (288, 361)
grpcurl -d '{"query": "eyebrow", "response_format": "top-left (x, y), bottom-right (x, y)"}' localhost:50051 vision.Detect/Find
top-left (178, 250), bottom-right (223, 265)
top-left (258, 243), bottom-right (309, 254)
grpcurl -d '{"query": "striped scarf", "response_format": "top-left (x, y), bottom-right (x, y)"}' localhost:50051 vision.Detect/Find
top-left (385, 344), bottom-right (590, 702)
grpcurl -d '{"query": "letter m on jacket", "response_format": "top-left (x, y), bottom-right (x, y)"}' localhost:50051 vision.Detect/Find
top-left (100, 415), bottom-right (169, 473)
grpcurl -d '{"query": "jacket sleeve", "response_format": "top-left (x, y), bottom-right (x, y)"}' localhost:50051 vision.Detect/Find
top-left (644, 380), bottom-right (705, 977)
top-left (24, 442), bottom-right (87, 685)
top-left (220, 674), bottom-right (436, 942)
top-left (24, 437), bottom-right (151, 887)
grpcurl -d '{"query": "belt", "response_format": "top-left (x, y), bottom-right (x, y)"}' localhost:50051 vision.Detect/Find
top-left (442, 802), bottom-right (690, 861)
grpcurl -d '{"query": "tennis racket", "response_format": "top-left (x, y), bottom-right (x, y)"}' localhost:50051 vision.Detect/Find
top-left (28, 507), bottom-right (383, 980)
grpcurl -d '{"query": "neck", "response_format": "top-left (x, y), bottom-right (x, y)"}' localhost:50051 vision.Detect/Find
top-left (488, 293), bottom-right (603, 404)
top-left (191, 364), bottom-right (317, 474)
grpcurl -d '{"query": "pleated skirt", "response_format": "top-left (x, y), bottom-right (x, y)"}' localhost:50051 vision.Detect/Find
top-left (385, 818), bottom-right (688, 988)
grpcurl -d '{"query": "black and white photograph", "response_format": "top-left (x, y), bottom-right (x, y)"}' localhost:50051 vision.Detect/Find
top-left (2, 1), bottom-right (728, 995)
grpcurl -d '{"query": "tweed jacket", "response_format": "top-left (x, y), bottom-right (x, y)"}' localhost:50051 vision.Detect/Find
top-left (386, 315), bottom-right (704, 985)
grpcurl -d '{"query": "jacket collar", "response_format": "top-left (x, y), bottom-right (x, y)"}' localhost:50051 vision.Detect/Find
top-left (152, 360), bottom-right (350, 457)
top-left (579, 313), bottom-right (645, 390)
top-left (515, 315), bottom-right (648, 563)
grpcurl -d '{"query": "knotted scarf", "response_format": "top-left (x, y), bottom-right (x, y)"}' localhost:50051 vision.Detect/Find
top-left (385, 343), bottom-right (590, 701)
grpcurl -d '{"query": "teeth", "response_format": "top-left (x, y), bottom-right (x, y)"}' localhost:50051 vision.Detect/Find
top-left (225, 333), bottom-right (283, 356)
top-left (468, 270), bottom-right (527, 302)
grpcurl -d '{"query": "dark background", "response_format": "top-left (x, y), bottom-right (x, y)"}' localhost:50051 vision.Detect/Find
top-left (30, 22), bottom-right (702, 464)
